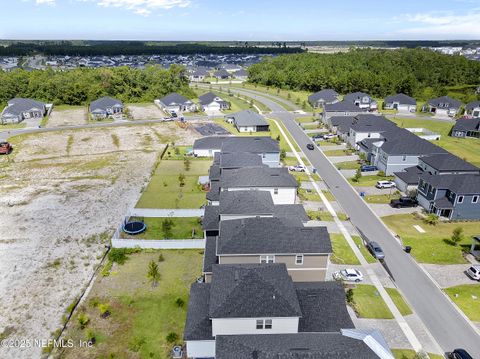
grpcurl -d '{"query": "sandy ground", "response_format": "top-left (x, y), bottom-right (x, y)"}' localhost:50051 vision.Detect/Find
top-left (47, 107), bottom-right (87, 128)
top-left (127, 104), bottom-right (166, 120)
top-left (0, 122), bottom-right (200, 359)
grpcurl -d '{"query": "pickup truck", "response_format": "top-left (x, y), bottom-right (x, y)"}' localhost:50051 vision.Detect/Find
top-left (390, 197), bottom-right (418, 208)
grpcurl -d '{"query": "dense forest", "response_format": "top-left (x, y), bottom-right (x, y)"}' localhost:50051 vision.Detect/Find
top-left (247, 49), bottom-right (480, 101)
top-left (0, 65), bottom-right (194, 106)
top-left (0, 41), bottom-right (304, 56)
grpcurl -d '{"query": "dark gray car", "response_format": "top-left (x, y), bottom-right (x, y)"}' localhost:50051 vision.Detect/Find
top-left (367, 241), bottom-right (385, 260)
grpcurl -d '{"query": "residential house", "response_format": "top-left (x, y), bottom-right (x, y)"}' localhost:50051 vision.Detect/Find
top-left (1, 98), bottom-right (47, 124)
top-left (322, 100), bottom-right (365, 121)
top-left (426, 96), bottom-right (462, 117)
top-left (184, 264), bottom-right (392, 359)
top-left (157, 92), bottom-right (196, 113)
top-left (347, 114), bottom-right (397, 148)
top-left (198, 92), bottom-right (230, 112)
top-left (233, 68), bottom-right (248, 80)
top-left (417, 173), bottom-right (480, 220)
top-left (465, 100), bottom-right (480, 118)
top-left (384, 93), bottom-right (416, 112)
top-left (328, 116), bottom-right (356, 142)
top-left (344, 92), bottom-right (377, 110)
top-left (394, 153), bottom-right (479, 193)
top-left (225, 109), bottom-right (269, 133)
top-left (89, 96), bottom-right (123, 120)
top-left (213, 69), bottom-right (231, 79)
top-left (308, 89), bottom-right (340, 108)
top-left (451, 118), bottom-right (480, 139)
top-left (218, 166), bottom-right (297, 205)
top-left (193, 136), bottom-right (280, 167)
top-left (189, 68), bottom-right (209, 82)
top-left (221, 63), bottom-right (243, 73)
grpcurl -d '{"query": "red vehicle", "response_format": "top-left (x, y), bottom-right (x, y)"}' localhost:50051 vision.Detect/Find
top-left (0, 142), bottom-right (13, 155)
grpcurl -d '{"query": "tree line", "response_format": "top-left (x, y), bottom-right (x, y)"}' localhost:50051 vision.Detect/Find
top-left (0, 65), bottom-right (195, 106)
top-left (247, 48), bottom-right (480, 101)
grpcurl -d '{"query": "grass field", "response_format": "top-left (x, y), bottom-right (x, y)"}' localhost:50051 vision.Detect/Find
top-left (389, 116), bottom-right (480, 167)
top-left (445, 284), bottom-right (480, 321)
top-left (323, 149), bottom-right (355, 157)
top-left (58, 250), bottom-right (203, 359)
top-left (348, 175), bottom-right (394, 187)
top-left (336, 161), bottom-right (361, 170)
top-left (391, 349), bottom-right (444, 359)
top-left (350, 284), bottom-right (393, 319)
top-left (307, 210), bottom-right (348, 222)
top-left (385, 287), bottom-right (413, 316)
top-left (136, 160), bottom-right (210, 209)
top-left (298, 188), bottom-right (321, 202)
top-left (296, 116), bottom-right (317, 124)
top-left (0, 122), bottom-right (27, 129)
top-left (382, 213), bottom-right (478, 264)
top-left (120, 217), bottom-right (203, 240)
top-left (364, 193), bottom-right (401, 204)
top-left (330, 234), bottom-right (361, 265)
top-left (352, 236), bottom-right (377, 263)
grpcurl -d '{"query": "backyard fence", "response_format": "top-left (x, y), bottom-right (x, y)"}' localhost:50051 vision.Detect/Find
top-left (111, 238), bottom-right (205, 249)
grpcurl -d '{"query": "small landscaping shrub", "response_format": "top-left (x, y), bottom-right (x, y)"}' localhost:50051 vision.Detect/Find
top-left (85, 329), bottom-right (96, 345)
top-left (451, 227), bottom-right (464, 246)
top-left (166, 332), bottom-right (178, 343)
top-left (77, 313), bottom-right (90, 329)
top-left (175, 298), bottom-right (185, 307)
top-left (423, 213), bottom-right (439, 226)
top-left (346, 289), bottom-right (354, 304)
top-left (98, 303), bottom-right (111, 318)
top-left (158, 253), bottom-right (164, 262)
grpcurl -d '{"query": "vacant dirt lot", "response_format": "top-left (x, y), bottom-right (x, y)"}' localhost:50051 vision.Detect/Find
top-left (127, 104), bottom-right (166, 120)
top-left (0, 122), bottom-right (200, 358)
top-left (47, 106), bottom-right (87, 127)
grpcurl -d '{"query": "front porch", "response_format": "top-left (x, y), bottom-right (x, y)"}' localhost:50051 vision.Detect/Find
top-left (471, 236), bottom-right (480, 259)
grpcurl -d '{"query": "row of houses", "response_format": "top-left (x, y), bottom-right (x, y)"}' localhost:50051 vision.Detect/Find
top-left (323, 113), bottom-right (480, 220)
top-left (183, 135), bottom-right (393, 358)
top-left (309, 88), bottom-right (477, 119)
top-left (188, 66), bottom-right (248, 82)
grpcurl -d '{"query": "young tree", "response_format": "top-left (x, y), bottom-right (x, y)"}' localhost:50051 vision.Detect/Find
top-left (178, 173), bottom-right (186, 187)
top-left (147, 260), bottom-right (160, 287)
top-left (451, 227), bottom-right (464, 246)
top-left (162, 218), bottom-right (174, 238)
top-left (184, 157), bottom-right (191, 171)
top-left (352, 168), bottom-right (362, 183)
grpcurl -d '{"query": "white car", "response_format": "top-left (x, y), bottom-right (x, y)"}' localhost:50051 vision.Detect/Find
top-left (466, 265), bottom-right (480, 281)
top-left (323, 133), bottom-right (337, 140)
top-left (333, 268), bottom-right (364, 282)
top-left (375, 180), bottom-right (396, 189)
top-left (288, 164), bottom-right (307, 172)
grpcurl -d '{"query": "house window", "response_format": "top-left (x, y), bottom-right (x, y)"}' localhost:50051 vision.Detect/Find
top-left (274, 188), bottom-right (279, 195)
top-left (260, 255), bottom-right (275, 264)
top-left (256, 319), bottom-right (273, 330)
top-left (256, 320), bottom-right (264, 329)
top-left (295, 254), bottom-right (304, 265)
top-left (458, 196), bottom-right (464, 204)
top-left (472, 196), bottom-right (479, 204)
top-left (265, 319), bottom-right (273, 329)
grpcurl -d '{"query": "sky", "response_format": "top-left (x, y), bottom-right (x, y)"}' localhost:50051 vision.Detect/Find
top-left (1, 0), bottom-right (480, 40)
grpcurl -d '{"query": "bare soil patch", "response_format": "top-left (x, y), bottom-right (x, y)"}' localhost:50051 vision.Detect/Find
top-left (127, 104), bottom-right (166, 120)
top-left (47, 107), bottom-right (87, 128)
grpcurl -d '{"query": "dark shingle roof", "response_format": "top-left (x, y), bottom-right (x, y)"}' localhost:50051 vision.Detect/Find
top-left (209, 263), bottom-right (302, 318)
top-left (217, 217), bottom-right (332, 255)
top-left (202, 205), bottom-right (220, 231)
top-left (218, 152), bottom-right (264, 169)
top-left (219, 190), bottom-right (274, 215)
top-left (433, 196), bottom-right (454, 209)
top-left (466, 100), bottom-right (480, 111)
top-left (344, 92), bottom-right (373, 104)
top-left (206, 181), bottom-right (220, 202)
top-left (221, 136), bottom-right (279, 154)
top-left (192, 68), bottom-right (209, 76)
top-left (308, 89), bottom-right (339, 105)
top-left (215, 333), bottom-right (380, 359)
top-left (420, 153), bottom-right (479, 173)
top-left (325, 100), bottom-right (363, 112)
top-left (234, 68), bottom-right (248, 77)
top-left (452, 118), bottom-right (480, 132)
top-left (220, 167), bottom-right (297, 188)
top-left (203, 236), bottom-right (218, 273)
top-left (214, 69), bottom-right (230, 78)
top-left (384, 93), bottom-right (416, 105)
top-left (379, 129), bottom-right (447, 156)
top-left (209, 164), bottom-right (222, 181)
top-left (226, 109), bottom-right (269, 128)
top-left (159, 92), bottom-right (191, 106)
top-left (330, 116), bottom-right (356, 133)
top-left (183, 283), bottom-right (213, 341)
top-left (394, 166), bottom-right (424, 185)
top-left (295, 281), bottom-right (354, 332)
top-left (427, 96), bottom-right (462, 109)
top-left (350, 115), bottom-right (397, 132)
top-left (194, 136), bottom-right (231, 150)
top-left (273, 204), bottom-right (309, 222)
top-left (3, 98), bottom-right (46, 117)
top-left (420, 173), bottom-right (480, 194)
top-left (90, 96), bottom-right (123, 112)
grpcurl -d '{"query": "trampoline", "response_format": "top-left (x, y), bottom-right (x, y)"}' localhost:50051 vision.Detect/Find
top-left (122, 219), bottom-right (147, 235)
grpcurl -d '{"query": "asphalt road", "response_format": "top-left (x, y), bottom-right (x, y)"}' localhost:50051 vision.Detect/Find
top-left (226, 87), bottom-right (480, 357)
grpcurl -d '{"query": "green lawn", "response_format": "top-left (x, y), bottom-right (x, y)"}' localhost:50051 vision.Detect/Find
top-left (136, 160), bottom-right (210, 209)
top-left (352, 236), bottom-right (377, 264)
top-left (445, 284), bottom-right (480, 321)
top-left (307, 210), bottom-right (348, 222)
top-left (382, 213), bottom-right (478, 264)
top-left (120, 217), bottom-right (203, 240)
top-left (348, 175), bottom-right (394, 187)
top-left (336, 161), bottom-right (361, 170)
top-left (163, 146), bottom-right (212, 161)
top-left (323, 149), bottom-right (355, 157)
top-left (385, 288), bottom-right (413, 316)
top-left (392, 349), bottom-right (444, 359)
top-left (296, 116), bottom-right (317, 124)
top-left (301, 123), bottom-right (321, 130)
top-left (389, 117), bottom-right (480, 167)
top-left (350, 284), bottom-right (393, 319)
top-left (330, 234), bottom-right (361, 265)
top-left (0, 122), bottom-right (27, 129)
top-left (298, 188), bottom-right (321, 202)
top-left (364, 193), bottom-right (401, 204)
top-left (58, 250), bottom-right (203, 359)
top-left (322, 190), bottom-right (336, 201)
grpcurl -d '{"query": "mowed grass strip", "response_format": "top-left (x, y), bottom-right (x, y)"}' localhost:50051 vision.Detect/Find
top-left (385, 287), bottom-right (413, 316)
top-left (382, 213), bottom-right (477, 264)
top-left (329, 234), bottom-right (360, 265)
top-left (391, 349), bottom-right (444, 359)
top-left (136, 160), bottom-right (210, 209)
top-left (445, 285), bottom-right (480, 321)
top-left (350, 284), bottom-right (393, 319)
top-left (59, 250), bottom-right (203, 359)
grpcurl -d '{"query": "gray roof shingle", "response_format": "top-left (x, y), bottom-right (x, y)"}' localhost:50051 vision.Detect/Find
top-left (344, 92), bottom-right (373, 104)
top-left (379, 129), bottom-right (447, 156)
top-left (3, 98), bottom-right (46, 117)
top-left (308, 89), bottom-right (339, 105)
top-left (394, 166), bottom-right (424, 185)
top-left (183, 283), bottom-right (213, 341)
top-left (420, 173), bottom-right (480, 194)
top-left (220, 167), bottom-right (297, 188)
top-left (420, 153), bottom-right (479, 173)
top-left (209, 263), bottom-right (302, 318)
top-left (193, 136), bottom-right (279, 154)
top-left (193, 136), bottom-right (231, 151)
top-left (199, 92), bottom-right (228, 106)
top-left (226, 110), bottom-right (269, 128)
top-left (384, 93), bottom-right (416, 106)
top-left (427, 96), bottom-right (462, 109)
top-left (159, 92), bottom-right (191, 106)
top-left (219, 190), bottom-right (274, 215)
top-left (203, 236), bottom-right (218, 273)
top-left (466, 100), bottom-right (480, 111)
top-left (324, 100), bottom-right (364, 112)
top-left (452, 118), bottom-right (480, 132)
top-left (217, 152), bottom-right (264, 169)
top-left (202, 205), bottom-right (221, 231)
top-left (89, 96), bottom-right (123, 112)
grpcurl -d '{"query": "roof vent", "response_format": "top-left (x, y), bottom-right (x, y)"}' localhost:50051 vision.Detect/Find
top-left (234, 271), bottom-right (239, 281)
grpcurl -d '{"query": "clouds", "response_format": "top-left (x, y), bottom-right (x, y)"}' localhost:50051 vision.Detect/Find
top-left (36, 0), bottom-right (55, 5)
top-left (396, 8), bottom-right (480, 38)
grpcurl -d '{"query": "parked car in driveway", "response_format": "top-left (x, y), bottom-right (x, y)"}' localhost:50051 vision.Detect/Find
top-left (390, 197), bottom-right (418, 208)
top-left (312, 134), bottom-right (323, 140)
top-left (306, 143), bottom-right (315, 150)
top-left (360, 165), bottom-right (378, 172)
top-left (323, 133), bottom-right (337, 139)
top-left (288, 164), bottom-right (307, 172)
top-left (466, 265), bottom-right (480, 281)
top-left (333, 268), bottom-right (364, 282)
top-left (446, 349), bottom-right (474, 359)
top-left (366, 241), bottom-right (385, 260)
top-left (376, 180), bottom-right (396, 189)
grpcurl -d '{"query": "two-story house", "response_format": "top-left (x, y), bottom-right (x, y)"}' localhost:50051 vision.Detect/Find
top-left (189, 68), bottom-right (209, 82)
top-left (184, 264), bottom-right (392, 359)
top-left (1, 98), bottom-right (47, 124)
top-left (465, 101), bottom-right (480, 118)
top-left (417, 173), bottom-right (480, 220)
top-left (89, 96), bottom-right (123, 120)
top-left (322, 100), bottom-right (364, 121)
top-left (347, 114), bottom-right (397, 148)
top-left (344, 92), bottom-right (377, 110)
